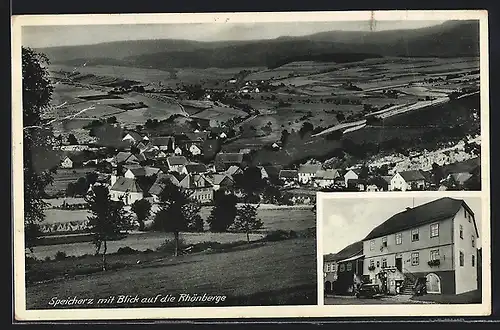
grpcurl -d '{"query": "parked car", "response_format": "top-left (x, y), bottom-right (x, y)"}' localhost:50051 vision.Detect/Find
top-left (355, 283), bottom-right (382, 298)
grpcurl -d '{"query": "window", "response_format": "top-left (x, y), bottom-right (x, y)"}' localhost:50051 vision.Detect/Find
top-left (430, 223), bottom-right (439, 238)
top-left (370, 260), bottom-right (374, 268)
top-left (472, 255), bottom-right (475, 267)
top-left (411, 252), bottom-right (420, 266)
top-left (396, 233), bottom-right (402, 245)
top-left (412, 228), bottom-right (419, 242)
top-left (460, 225), bottom-right (464, 239)
top-left (376, 260), bottom-right (380, 268)
top-left (468, 214), bottom-right (472, 223)
top-left (430, 249), bottom-right (440, 261)
top-left (459, 251), bottom-right (464, 267)
top-left (339, 264), bottom-right (345, 272)
top-left (370, 240), bottom-right (375, 251)
top-left (382, 258), bottom-right (387, 268)
top-left (382, 236), bottom-right (388, 247)
top-left (472, 236), bottom-right (476, 248)
top-left (464, 209), bottom-right (467, 218)
top-left (325, 264), bottom-right (330, 272)
top-left (347, 263), bottom-right (352, 271)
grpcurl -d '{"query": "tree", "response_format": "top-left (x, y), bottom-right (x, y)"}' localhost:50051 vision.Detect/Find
top-left (85, 172), bottom-right (99, 186)
top-left (262, 184), bottom-right (282, 204)
top-left (131, 198), bottom-right (152, 231)
top-left (67, 133), bottom-right (78, 145)
top-left (232, 204), bottom-right (263, 243)
top-left (299, 122), bottom-right (314, 139)
top-left (153, 180), bottom-right (190, 256)
top-left (85, 185), bottom-right (132, 270)
top-left (207, 190), bottom-right (238, 232)
top-left (182, 202), bottom-right (204, 232)
top-left (22, 47), bottom-right (58, 253)
top-left (431, 163), bottom-right (445, 185)
top-left (280, 129), bottom-right (290, 147)
top-left (233, 166), bottom-right (266, 198)
top-left (336, 113), bottom-right (345, 122)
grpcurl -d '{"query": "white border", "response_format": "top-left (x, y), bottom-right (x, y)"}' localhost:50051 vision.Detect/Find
top-left (11, 10), bottom-right (490, 320)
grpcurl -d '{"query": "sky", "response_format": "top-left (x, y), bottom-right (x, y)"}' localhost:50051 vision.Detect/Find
top-left (322, 196), bottom-right (482, 255)
top-left (22, 20), bottom-right (446, 48)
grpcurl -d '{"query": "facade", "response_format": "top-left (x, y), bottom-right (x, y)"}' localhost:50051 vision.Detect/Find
top-left (324, 241), bottom-right (363, 295)
top-left (344, 169), bottom-right (360, 187)
top-left (298, 164), bottom-right (322, 184)
top-left (279, 170), bottom-right (299, 184)
top-left (390, 170), bottom-right (430, 191)
top-left (362, 197), bottom-right (479, 295)
top-left (61, 156), bottom-right (73, 169)
top-left (109, 177), bottom-right (144, 205)
top-left (314, 169), bottom-right (340, 188)
top-left (167, 156), bottom-right (188, 173)
top-left (189, 144), bottom-right (202, 156)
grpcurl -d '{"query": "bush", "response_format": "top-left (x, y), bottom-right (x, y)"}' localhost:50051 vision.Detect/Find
top-left (54, 251), bottom-right (67, 261)
top-left (116, 246), bottom-right (139, 255)
top-left (264, 230), bottom-right (298, 242)
top-left (156, 238), bottom-right (187, 254)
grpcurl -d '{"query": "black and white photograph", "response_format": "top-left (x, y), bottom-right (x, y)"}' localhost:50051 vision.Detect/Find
top-left (321, 194), bottom-right (484, 305)
top-left (11, 10), bottom-right (489, 320)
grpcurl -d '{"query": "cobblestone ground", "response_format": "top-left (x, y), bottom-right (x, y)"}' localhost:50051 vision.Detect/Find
top-left (324, 294), bottom-right (436, 305)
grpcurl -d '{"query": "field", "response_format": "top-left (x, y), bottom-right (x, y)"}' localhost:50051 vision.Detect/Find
top-left (26, 237), bottom-right (317, 308)
top-left (44, 168), bottom-right (98, 196)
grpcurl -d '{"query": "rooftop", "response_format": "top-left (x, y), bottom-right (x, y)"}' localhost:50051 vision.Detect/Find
top-left (110, 177), bottom-right (143, 193)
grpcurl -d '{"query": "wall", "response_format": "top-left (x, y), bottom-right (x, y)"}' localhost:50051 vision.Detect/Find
top-left (344, 171), bottom-right (358, 186)
top-left (190, 187), bottom-right (213, 203)
top-left (390, 173), bottom-right (409, 191)
top-left (454, 204), bottom-right (479, 294)
top-left (110, 191), bottom-right (143, 205)
top-left (410, 270), bottom-right (456, 294)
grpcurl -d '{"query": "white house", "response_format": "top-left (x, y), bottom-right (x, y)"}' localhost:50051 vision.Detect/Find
top-left (314, 169), bottom-right (341, 188)
top-left (167, 156), bottom-right (188, 173)
top-left (390, 170), bottom-right (430, 191)
top-left (344, 169), bottom-right (360, 187)
top-left (298, 164), bottom-right (322, 184)
top-left (174, 147), bottom-right (183, 155)
top-left (219, 132), bottom-right (228, 139)
top-left (189, 144), bottom-right (202, 156)
top-left (122, 132), bottom-right (142, 145)
top-left (109, 177), bottom-right (144, 205)
top-left (61, 156), bottom-right (73, 169)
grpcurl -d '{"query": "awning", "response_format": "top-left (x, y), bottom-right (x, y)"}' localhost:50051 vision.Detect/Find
top-left (337, 254), bottom-right (364, 263)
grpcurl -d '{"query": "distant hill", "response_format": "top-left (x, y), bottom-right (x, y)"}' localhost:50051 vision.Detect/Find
top-left (36, 20), bottom-right (480, 69)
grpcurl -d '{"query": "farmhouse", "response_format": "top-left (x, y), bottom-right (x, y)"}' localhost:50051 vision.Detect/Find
top-left (166, 156), bottom-right (188, 173)
top-left (109, 177), bottom-right (143, 205)
top-left (344, 169), bottom-right (361, 187)
top-left (298, 164), bottom-right (322, 184)
top-left (314, 169), bottom-right (341, 188)
top-left (214, 152), bottom-right (245, 172)
top-left (362, 197), bottom-right (479, 295)
top-left (279, 169), bottom-right (299, 184)
top-left (60, 156), bottom-right (73, 169)
top-left (324, 240), bottom-right (364, 294)
top-left (390, 170), bottom-right (430, 191)
top-left (150, 136), bottom-right (175, 152)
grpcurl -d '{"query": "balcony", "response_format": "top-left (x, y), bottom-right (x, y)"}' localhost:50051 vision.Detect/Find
top-left (428, 259), bottom-right (441, 267)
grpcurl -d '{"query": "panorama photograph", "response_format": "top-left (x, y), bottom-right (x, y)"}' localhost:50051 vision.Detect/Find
top-left (322, 195), bottom-right (483, 305)
top-left (19, 18), bottom-right (481, 309)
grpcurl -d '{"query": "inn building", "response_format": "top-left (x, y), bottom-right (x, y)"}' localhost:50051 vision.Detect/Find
top-left (362, 197), bottom-right (479, 295)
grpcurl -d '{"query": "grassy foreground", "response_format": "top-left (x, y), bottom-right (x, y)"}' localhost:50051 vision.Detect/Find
top-left (25, 236), bottom-right (317, 309)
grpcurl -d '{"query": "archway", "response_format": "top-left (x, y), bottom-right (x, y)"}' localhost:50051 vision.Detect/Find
top-left (325, 281), bottom-right (332, 293)
top-left (426, 273), bottom-right (441, 294)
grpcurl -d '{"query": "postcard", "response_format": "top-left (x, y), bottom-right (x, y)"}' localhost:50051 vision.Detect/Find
top-left (11, 10), bottom-right (490, 320)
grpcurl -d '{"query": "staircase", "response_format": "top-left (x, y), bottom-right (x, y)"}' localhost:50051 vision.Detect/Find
top-left (401, 270), bottom-right (418, 296)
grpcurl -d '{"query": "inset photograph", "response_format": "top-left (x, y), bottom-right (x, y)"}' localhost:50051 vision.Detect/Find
top-left (321, 195), bottom-right (482, 305)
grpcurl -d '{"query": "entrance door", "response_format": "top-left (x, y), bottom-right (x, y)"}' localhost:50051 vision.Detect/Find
top-left (426, 273), bottom-right (441, 293)
top-left (395, 257), bottom-right (403, 272)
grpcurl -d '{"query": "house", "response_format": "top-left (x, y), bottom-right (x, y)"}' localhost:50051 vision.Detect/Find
top-left (115, 152), bottom-right (140, 165)
top-left (324, 240), bottom-right (364, 294)
top-left (166, 156), bottom-right (188, 173)
top-left (122, 131), bottom-right (143, 145)
top-left (390, 170), bottom-right (430, 191)
top-left (124, 166), bottom-right (161, 179)
top-left (109, 177), bottom-right (143, 205)
top-left (188, 144), bottom-right (202, 156)
top-left (149, 173), bottom-right (214, 204)
top-left (205, 173), bottom-right (235, 191)
top-left (279, 169), bottom-right (299, 184)
top-left (150, 136), bottom-right (175, 152)
top-left (298, 164), bottom-right (322, 184)
top-left (226, 165), bottom-right (243, 177)
top-left (344, 169), bottom-right (360, 187)
top-left (362, 197), bottom-right (479, 295)
top-left (366, 176), bottom-right (390, 192)
top-left (219, 132), bottom-right (228, 139)
top-left (60, 156), bottom-right (73, 169)
top-left (346, 179), bottom-right (365, 191)
top-left (214, 153), bottom-right (245, 172)
top-left (183, 163), bottom-right (208, 175)
top-left (262, 165), bottom-right (281, 182)
top-left (314, 169), bottom-right (341, 188)
top-left (174, 146), bottom-right (183, 155)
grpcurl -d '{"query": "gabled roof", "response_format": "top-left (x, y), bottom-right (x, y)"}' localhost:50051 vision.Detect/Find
top-left (345, 168), bottom-right (361, 176)
top-left (206, 173), bottom-right (234, 185)
top-left (151, 136), bottom-right (175, 146)
top-left (215, 152), bottom-right (244, 164)
top-left (279, 169), bottom-right (299, 179)
top-left (298, 164), bottom-right (322, 174)
top-left (327, 241), bottom-right (363, 262)
top-left (226, 165), bottom-right (243, 176)
top-left (262, 165), bottom-right (281, 177)
top-left (167, 156), bottom-right (188, 166)
top-left (185, 163), bottom-right (207, 174)
top-left (397, 170), bottom-right (429, 182)
top-left (363, 197), bottom-right (478, 240)
top-left (451, 172), bottom-right (474, 184)
top-left (110, 177), bottom-right (143, 193)
top-left (316, 169), bottom-right (340, 180)
top-left (115, 152), bottom-right (138, 164)
top-left (122, 131), bottom-right (142, 142)
top-left (126, 166), bottom-right (161, 177)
